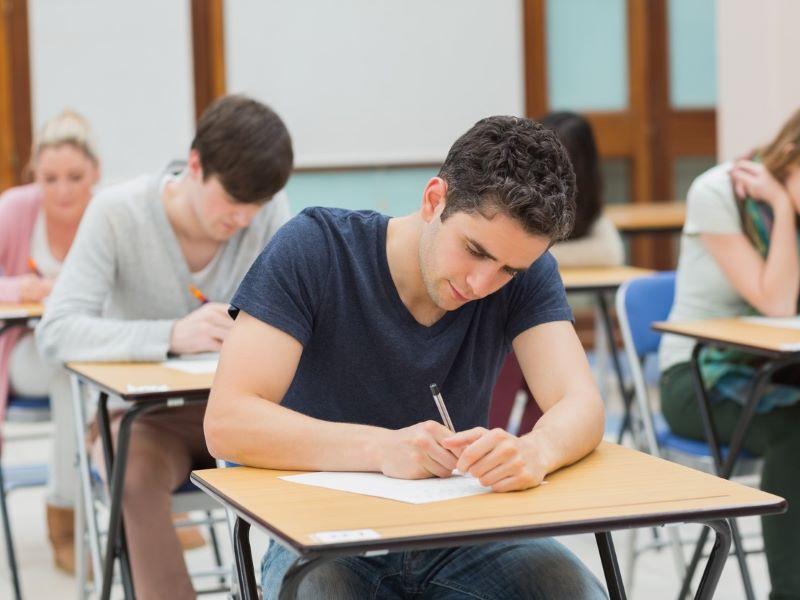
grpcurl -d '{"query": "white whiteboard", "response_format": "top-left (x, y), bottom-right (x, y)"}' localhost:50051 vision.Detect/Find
top-left (28, 0), bottom-right (195, 185)
top-left (225, 0), bottom-right (524, 168)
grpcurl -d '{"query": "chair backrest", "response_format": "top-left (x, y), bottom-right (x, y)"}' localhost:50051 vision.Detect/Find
top-left (615, 271), bottom-right (676, 455)
top-left (618, 271), bottom-right (676, 357)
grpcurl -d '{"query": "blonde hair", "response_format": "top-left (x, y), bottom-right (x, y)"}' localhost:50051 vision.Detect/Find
top-left (759, 107), bottom-right (800, 182)
top-left (29, 109), bottom-right (99, 172)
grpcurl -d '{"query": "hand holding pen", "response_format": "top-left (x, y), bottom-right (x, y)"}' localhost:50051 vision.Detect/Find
top-left (169, 287), bottom-right (232, 354)
top-left (18, 257), bottom-right (54, 302)
top-left (441, 418), bottom-right (548, 492)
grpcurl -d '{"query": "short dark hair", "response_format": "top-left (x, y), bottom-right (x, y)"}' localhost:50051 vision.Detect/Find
top-left (540, 111), bottom-right (602, 240)
top-left (439, 115), bottom-right (576, 241)
top-left (191, 95), bottom-right (293, 204)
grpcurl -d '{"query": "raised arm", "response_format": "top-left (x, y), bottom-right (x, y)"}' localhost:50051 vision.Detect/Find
top-left (700, 161), bottom-right (799, 317)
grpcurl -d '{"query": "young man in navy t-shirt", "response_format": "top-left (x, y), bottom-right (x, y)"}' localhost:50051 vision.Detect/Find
top-left (206, 116), bottom-right (607, 599)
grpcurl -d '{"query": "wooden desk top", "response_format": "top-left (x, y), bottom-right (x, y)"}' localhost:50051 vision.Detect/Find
top-left (605, 201), bottom-right (686, 234)
top-left (560, 266), bottom-right (655, 292)
top-left (192, 442), bottom-right (783, 557)
top-left (654, 318), bottom-right (800, 356)
top-left (66, 361), bottom-right (214, 401)
top-left (0, 302), bottom-right (45, 320)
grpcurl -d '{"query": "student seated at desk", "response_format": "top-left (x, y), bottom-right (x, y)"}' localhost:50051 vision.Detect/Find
top-left (0, 110), bottom-right (99, 572)
top-left (206, 116), bottom-right (607, 599)
top-left (541, 112), bottom-right (624, 268)
top-left (660, 108), bottom-right (800, 600)
top-left (36, 95), bottom-right (293, 599)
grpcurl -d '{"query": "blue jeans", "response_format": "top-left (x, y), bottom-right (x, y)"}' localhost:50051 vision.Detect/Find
top-left (261, 538), bottom-right (607, 599)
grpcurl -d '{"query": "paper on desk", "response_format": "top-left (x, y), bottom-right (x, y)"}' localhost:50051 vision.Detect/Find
top-left (742, 316), bottom-right (800, 330)
top-left (160, 353), bottom-right (219, 374)
top-left (279, 471), bottom-right (492, 504)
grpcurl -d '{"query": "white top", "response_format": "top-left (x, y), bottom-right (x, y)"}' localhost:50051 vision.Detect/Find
top-left (549, 215), bottom-right (625, 268)
top-left (659, 162), bottom-right (752, 371)
top-left (36, 168), bottom-right (291, 363)
top-left (30, 210), bottom-right (62, 279)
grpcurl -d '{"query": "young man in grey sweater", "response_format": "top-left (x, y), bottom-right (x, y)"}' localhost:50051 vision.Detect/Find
top-left (36, 94), bottom-right (293, 599)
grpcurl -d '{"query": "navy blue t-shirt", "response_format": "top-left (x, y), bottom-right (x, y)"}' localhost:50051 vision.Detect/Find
top-left (230, 207), bottom-right (572, 431)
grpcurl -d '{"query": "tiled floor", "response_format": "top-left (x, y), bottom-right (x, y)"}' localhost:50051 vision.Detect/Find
top-left (0, 376), bottom-right (774, 599)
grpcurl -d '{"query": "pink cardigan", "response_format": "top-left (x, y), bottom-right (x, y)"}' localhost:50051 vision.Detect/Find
top-left (0, 184), bottom-right (43, 418)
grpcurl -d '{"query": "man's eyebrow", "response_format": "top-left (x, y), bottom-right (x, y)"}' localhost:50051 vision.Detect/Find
top-left (467, 238), bottom-right (528, 274)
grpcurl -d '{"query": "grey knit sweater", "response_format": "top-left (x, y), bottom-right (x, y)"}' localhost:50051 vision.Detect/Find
top-left (36, 169), bottom-right (290, 362)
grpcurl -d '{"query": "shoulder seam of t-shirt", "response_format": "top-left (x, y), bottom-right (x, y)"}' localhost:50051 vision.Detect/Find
top-left (305, 209), bottom-right (336, 325)
top-left (506, 307), bottom-right (574, 345)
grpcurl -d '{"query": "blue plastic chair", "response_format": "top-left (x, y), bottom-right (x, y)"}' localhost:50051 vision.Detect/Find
top-left (615, 271), bottom-right (758, 468)
top-left (615, 271), bottom-right (761, 594)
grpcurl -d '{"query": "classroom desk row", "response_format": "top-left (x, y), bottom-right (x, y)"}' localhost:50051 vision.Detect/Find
top-left (605, 201), bottom-right (686, 235)
top-left (59, 317), bottom-right (796, 599)
top-left (7, 268), bottom-right (799, 600)
top-left (61, 354), bottom-right (784, 600)
top-left (0, 267), bottom-right (675, 599)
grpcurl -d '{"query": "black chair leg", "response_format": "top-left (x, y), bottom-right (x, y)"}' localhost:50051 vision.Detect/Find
top-left (0, 466), bottom-right (23, 600)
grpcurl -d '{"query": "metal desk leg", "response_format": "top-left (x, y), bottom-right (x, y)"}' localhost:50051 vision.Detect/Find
top-left (0, 463), bottom-right (22, 600)
top-left (233, 518), bottom-right (258, 600)
top-left (97, 394), bottom-right (137, 600)
top-left (595, 531), bottom-right (627, 600)
top-left (691, 520), bottom-right (732, 600)
top-left (679, 346), bottom-right (795, 600)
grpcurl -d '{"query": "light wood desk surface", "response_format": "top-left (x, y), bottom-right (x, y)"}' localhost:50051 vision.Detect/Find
top-left (605, 201), bottom-right (686, 234)
top-left (66, 361), bottom-right (214, 401)
top-left (560, 266), bottom-right (655, 292)
top-left (654, 318), bottom-right (800, 356)
top-left (192, 442), bottom-right (783, 556)
top-left (0, 302), bottom-right (45, 320)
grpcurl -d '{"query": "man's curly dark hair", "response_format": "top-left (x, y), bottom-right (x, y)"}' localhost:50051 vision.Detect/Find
top-left (438, 116), bottom-right (576, 241)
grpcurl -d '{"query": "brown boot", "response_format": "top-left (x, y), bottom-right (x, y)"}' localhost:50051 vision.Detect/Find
top-left (173, 512), bottom-right (207, 551)
top-left (46, 504), bottom-right (75, 574)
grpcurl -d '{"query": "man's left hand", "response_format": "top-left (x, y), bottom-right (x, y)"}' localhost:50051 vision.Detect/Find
top-left (441, 427), bottom-right (547, 492)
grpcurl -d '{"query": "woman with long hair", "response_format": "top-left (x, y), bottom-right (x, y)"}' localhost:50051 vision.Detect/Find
top-left (660, 108), bottom-right (800, 600)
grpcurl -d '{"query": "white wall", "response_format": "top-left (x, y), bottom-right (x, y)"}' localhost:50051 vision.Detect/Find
top-left (28, 0), bottom-right (195, 185)
top-left (717, 0), bottom-right (800, 161)
top-left (225, 0), bottom-right (524, 168)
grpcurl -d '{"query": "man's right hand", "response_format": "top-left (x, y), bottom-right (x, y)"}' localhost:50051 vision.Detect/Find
top-left (377, 420), bottom-right (458, 479)
top-left (19, 274), bottom-right (54, 302)
top-left (169, 302), bottom-right (233, 354)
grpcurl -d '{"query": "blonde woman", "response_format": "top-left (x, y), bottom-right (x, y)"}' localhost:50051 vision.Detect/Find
top-left (660, 108), bottom-right (800, 599)
top-left (0, 110), bottom-right (100, 572)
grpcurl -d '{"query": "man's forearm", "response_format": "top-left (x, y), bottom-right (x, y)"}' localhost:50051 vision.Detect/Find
top-left (520, 391), bottom-right (604, 475)
top-left (205, 392), bottom-right (389, 471)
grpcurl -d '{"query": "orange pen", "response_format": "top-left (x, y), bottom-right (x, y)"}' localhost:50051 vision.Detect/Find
top-left (188, 284), bottom-right (209, 305)
top-left (27, 257), bottom-right (43, 277)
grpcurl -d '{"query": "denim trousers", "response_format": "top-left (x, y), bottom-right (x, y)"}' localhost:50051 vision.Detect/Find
top-left (261, 538), bottom-right (607, 599)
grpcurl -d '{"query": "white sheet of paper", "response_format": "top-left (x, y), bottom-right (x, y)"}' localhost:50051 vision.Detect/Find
top-left (279, 471), bottom-right (492, 504)
top-left (160, 353), bottom-right (219, 374)
top-left (742, 316), bottom-right (800, 330)
top-left (0, 309), bottom-right (31, 319)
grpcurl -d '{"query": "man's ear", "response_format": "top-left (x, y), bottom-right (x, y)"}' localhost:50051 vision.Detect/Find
top-left (420, 177), bottom-right (448, 223)
top-left (187, 149), bottom-right (204, 180)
